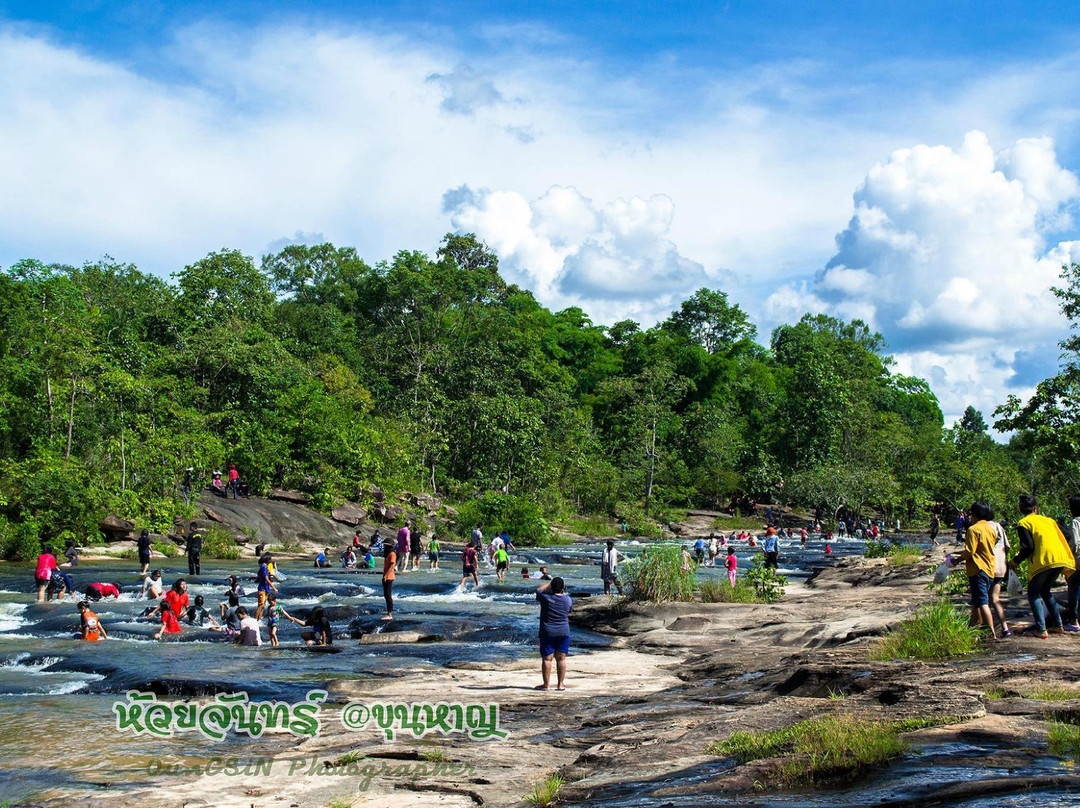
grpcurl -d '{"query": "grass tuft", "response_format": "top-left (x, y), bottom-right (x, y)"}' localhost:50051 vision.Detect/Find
top-left (869, 600), bottom-right (982, 661)
top-left (420, 749), bottom-right (451, 763)
top-left (707, 715), bottom-right (907, 787)
top-left (524, 772), bottom-right (564, 807)
top-left (1048, 721), bottom-right (1080, 758)
top-left (618, 546), bottom-right (696, 603)
top-left (698, 576), bottom-right (762, 603)
top-left (887, 544), bottom-right (923, 566)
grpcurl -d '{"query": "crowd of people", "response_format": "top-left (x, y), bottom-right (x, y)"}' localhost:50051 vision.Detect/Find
top-left (38, 495), bottom-right (1080, 692)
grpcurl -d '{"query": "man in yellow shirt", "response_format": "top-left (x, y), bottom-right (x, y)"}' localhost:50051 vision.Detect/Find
top-left (1011, 494), bottom-right (1076, 639)
top-left (955, 502), bottom-right (999, 638)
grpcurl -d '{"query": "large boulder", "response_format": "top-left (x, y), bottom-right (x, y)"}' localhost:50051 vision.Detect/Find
top-left (270, 489), bottom-right (309, 505)
top-left (99, 515), bottom-right (135, 543)
top-left (371, 503), bottom-right (404, 524)
top-left (331, 501), bottom-right (368, 526)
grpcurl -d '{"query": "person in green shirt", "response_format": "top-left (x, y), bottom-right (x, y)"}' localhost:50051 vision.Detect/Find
top-left (494, 545), bottom-right (510, 581)
top-left (428, 537), bottom-right (440, 571)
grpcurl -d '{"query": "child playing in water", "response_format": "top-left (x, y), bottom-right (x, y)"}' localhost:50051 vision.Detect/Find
top-left (428, 536), bottom-right (440, 570)
top-left (725, 549), bottom-right (737, 587)
top-left (86, 582), bottom-right (122, 601)
top-left (185, 594), bottom-right (219, 627)
top-left (283, 605), bottom-right (334, 646)
top-left (152, 599), bottom-right (182, 639)
top-left (77, 601), bottom-right (107, 642)
top-left (264, 593), bottom-right (282, 646)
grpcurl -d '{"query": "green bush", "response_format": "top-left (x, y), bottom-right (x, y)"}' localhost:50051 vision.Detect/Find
top-left (618, 545), bottom-right (696, 603)
top-left (152, 540), bottom-right (180, 559)
top-left (457, 493), bottom-right (551, 545)
top-left (745, 553), bottom-right (787, 602)
top-left (864, 539), bottom-right (890, 558)
top-left (617, 503), bottom-right (664, 538)
top-left (202, 526), bottom-right (241, 559)
top-left (0, 518), bottom-right (42, 561)
top-left (562, 515), bottom-right (620, 537)
top-left (870, 600), bottom-right (982, 660)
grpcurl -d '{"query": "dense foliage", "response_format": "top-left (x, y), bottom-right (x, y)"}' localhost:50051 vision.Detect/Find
top-left (0, 235), bottom-right (1045, 554)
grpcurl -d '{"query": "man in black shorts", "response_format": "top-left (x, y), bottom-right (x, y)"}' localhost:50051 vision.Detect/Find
top-left (459, 543), bottom-right (480, 590)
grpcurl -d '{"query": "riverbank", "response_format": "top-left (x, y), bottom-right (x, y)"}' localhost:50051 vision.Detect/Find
top-left (36, 549), bottom-right (1080, 808)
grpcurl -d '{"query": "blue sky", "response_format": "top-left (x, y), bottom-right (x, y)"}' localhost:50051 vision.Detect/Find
top-left (2, 1), bottom-right (1080, 427)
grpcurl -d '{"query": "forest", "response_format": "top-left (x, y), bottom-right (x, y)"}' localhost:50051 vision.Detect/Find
top-left (0, 233), bottom-right (1074, 556)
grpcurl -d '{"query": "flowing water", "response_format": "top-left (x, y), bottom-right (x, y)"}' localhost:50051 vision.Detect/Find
top-left (0, 532), bottom-right (955, 804)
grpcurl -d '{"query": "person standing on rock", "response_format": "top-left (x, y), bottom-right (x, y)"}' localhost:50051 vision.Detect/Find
top-left (601, 540), bottom-right (621, 595)
top-left (1012, 495), bottom-right (1075, 638)
top-left (536, 577), bottom-right (572, 691)
top-left (953, 502), bottom-right (999, 638)
top-left (396, 522), bottom-right (410, 573)
top-left (186, 527), bottom-right (203, 576)
top-left (382, 539), bottom-right (396, 621)
top-left (409, 526), bottom-right (423, 571)
top-left (227, 463), bottom-right (240, 500)
top-left (929, 512), bottom-right (940, 543)
top-left (137, 528), bottom-right (152, 575)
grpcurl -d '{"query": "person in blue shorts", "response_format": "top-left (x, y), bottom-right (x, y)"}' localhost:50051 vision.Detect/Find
top-left (536, 577), bottom-right (573, 691)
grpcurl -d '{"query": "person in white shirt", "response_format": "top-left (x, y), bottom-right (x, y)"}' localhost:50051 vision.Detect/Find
top-left (141, 569), bottom-right (164, 600)
top-left (601, 540), bottom-right (622, 595)
top-left (235, 606), bottom-right (262, 646)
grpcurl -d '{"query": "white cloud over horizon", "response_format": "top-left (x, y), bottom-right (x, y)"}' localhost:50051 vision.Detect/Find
top-left (766, 130), bottom-right (1080, 426)
top-left (1, 21), bottom-right (1080, 430)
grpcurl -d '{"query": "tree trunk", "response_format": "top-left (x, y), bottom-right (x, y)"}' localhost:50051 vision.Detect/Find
top-left (65, 374), bottom-right (77, 460)
top-left (119, 396), bottom-right (127, 492)
top-left (644, 416), bottom-right (657, 513)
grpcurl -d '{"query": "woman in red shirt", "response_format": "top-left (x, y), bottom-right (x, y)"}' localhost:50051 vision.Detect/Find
top-left (35, 544), bottom-right (59, 602)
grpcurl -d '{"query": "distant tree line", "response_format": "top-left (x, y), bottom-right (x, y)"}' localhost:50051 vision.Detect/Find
top-left (0, 234), bottom-right (1047, 557)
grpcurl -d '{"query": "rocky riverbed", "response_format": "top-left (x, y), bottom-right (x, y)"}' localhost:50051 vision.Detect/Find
top-left (11, 549), bottom-right (1079, 808)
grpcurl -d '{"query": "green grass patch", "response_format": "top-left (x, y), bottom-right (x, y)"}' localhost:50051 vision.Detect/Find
top-left (524, 772), bottom-right (564, 807)
top-left (1048, 721), bottom-right (1080, 758)
top-left (152, 540), bottom-right (180, 558)
top-left (325, 798), bottom-right (353, 808)
top-left (869, 600), bottom-right (982, 661)
top-left (420, 749), bottom-right (451, 763)
top-left (707, 715), bottom-right (908, 787)
top-left (890, 715), bottom-right (966, 732)
top-left (332, 750), bottom-right (365, 766)
top-left (618, 545), bottom-right (696, 603)
top-left (710, 515), bottom-right (767, 531)
top-left (983, 687), bottom-right (1008, 700)
top-left (1026, 685), bottom-right (1080, 701)
top-left (698, 577), bottom-right (762, 603)
top-left (887, 545), bottom-right (923, 566)
top-left (117, 548), bottom-right (138, 560)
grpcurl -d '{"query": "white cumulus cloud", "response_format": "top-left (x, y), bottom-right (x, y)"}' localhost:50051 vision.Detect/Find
top-left (766, 131), bottom-right (1080, 426)
top-left (444, 185), bottom-right (708, 319)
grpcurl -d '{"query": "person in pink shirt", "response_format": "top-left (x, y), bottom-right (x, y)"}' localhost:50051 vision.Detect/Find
top-left (725, 549), bottom-right (738, 587)
top-left (35, 544), bottom-right (59, 602)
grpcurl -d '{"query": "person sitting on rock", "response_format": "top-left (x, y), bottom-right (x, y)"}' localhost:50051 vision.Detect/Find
top-left (210, 471), bottom-right (226, 496)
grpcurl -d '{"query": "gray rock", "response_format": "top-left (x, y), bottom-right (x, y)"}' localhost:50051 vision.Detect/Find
top-left (331, 501), bottom-right (368, 526)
